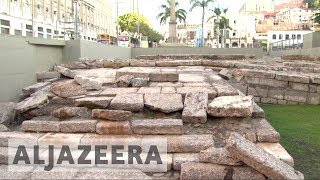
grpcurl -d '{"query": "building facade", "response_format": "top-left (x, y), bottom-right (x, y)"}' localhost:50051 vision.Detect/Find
top-left (267, 30), bottom-right (312, 50)
top-left (0, 0), bottom-right (116, 40)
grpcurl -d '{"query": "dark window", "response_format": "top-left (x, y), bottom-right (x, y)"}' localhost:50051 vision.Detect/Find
top-left (279, 34), bottom-right (283, 40)
top-left (297, 34), bottom-right (302, 39)
top-left (54, 30), bottom-right (59, 34)
top-left (61, 32), bottom-right (65, 35)
top-left (1, 27), bottom-right (9, 34)
top-left (38, 27), bottom-right (43, 32)
top-left (47, 29), bottom-right (52, 33)
top-left (285, 34), bottom-right (289, 40)
top-left (26, 24), bottom-right (32, 30)
top-left (292, 34), bottom-right (296, 39)
top-left (272, 34), bottom-right (277, 39)
top-left (14, 30), bottom-right (22, 36)
top-left (26, 31), bottom-right (33, 37)
top-left (38, 33), bottom-right (44, 38)
top-left (47, 34), bottom-right (52, 39)
top-left (0, 19), bottom-right (10, 26)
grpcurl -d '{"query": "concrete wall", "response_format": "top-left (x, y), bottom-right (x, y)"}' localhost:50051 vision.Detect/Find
top-left (0, 34), bottom-right (64, 102)
top-left (303, 32), bottom-right (320, 49)
top-left (269, 47), bottom-right (320, 57)
top-left (132, 48), bottom-right (264, 59)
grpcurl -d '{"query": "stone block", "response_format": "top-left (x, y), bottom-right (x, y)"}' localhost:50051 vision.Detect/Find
top-left (167, 135), bottom-right (214, 153)
top-left (52, 107), bottom-right (88, 119)
top-left (116, 75), bottom-right (134, 87)
top-left (257, 143), bottom-right (294, 167)
top-left (38, 133), bottom-right (84, 149)
top-left (54, 66), bottom-right (76, 78)
top-left (92, 109), bottom-right (132, 121)
top-left (0, 124), bottom-right (9, 132)
top-left (309, 85), bottom-right (318, 93)
top-left (0, 132), bottom-right (44, 147)
top-left (218, 69), bottom-right (233, 80)
top-left (237, 69), bottom-right (276, 79)
top-left (202, 60), bottom-right (235, 68)
top-left (161, 87), bottom-right (176, 94)
top-left (149, 82), bottom-right (183, 87)
top-left (246, 77), bottom-right (288, 88)
top-left (252, 118), bottom-right (280, 143)
top-left (207, 96), bottom-right (253, 117)
top-left (131, 119), bottom-right (183, 135)
top-left (177, 87), bottom-right (217, 99)
top-left (74, 75), bottom-right (102, 90)
top-left (15, 95), bottom-right (48, 113)
top-left (21, 117), bottom-right (60, 132)
top-left (131, 78), bottom-right (148, 87)
top-left (110, 94), bottom-right (144, 112)
top-left (173, 153), bottom-right (199, 170)
top-left (276, 72), bottom-right (310, 83)
top-left (144, 94), bottom-right (183, 113)
top-left (213, 84), bottom-right (239, 97)
top-left (0, 102), bottom-right (16, 124)
top-left (199, 147), bottom-right (243, 166)
top-left (284, 91), bottom-right (307, 103)
top-left (50, 80), bottom-right (87, 98)
top-left (59, 119), bottom-right (97, 133)
top-left (103, 59), bottom-right (130, 68)
top-left (307, 93), bottom-right (320, 105)
top-left (268, 89), bottom-right (285, 100)
top-left (289, 82), bottom-right (309, 92)
top-left (137, 87), bottom-right (161, 94)
top-left (22, 82), bottom-right (51, 96)
top-left (130, 60), bottom-right (156, 67)
top-left (252, 103), bottom-right (265, 118)
top-left (149, 72), bottom-right (179, 82)
top-left (156, 60), bottom-right (201, 67)
top-left (261, 98), bottom-right (278, 104)
top-left (100, 88), bottom-right (139, 96)
top-left (180, 163), bottom-right (265, 180)
top-left (74, 97), bottom-right (113, 108)
top-left (96, 121), bottom-right (133, 135)
top-left (226, 132), bottom-right (303, 179)
top-left (310, 75), bottom-right (320, 84)
top-left (182, 92), bottom-right (208, 124)
top-left (36, 71), bottom-right (61, 80)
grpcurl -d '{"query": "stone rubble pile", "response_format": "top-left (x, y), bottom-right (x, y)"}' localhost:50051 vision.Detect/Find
top-left (0, 56), bottom-right (306, 179)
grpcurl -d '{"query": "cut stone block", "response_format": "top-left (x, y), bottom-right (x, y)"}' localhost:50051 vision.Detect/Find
top-left (21, 116), bottom-right (60, 132)
top-left (161, 87), bottom-right (176, 94)
top-left (96, 121), bottom-right (133, 135)
top-left (15, 94), bottom-right (48, 113)
top-left (110, 94), bottom-right (144, 112)
top-left (307, 93), bottom-right (320, 105)
top-left (257, 143), bottom-right (294, 167)
top-left (149, 82), bottom-right (183, 87)
top-left (131, 119), bottom-right (183, 135)
top-left (74, 75), bottom-right (102, 90)
top-left (50, 80), bottom-right (87, 98)
top-left (52, 107), bottom-right (88, 119)
top-left (92, 109), bottom-right (132, 121)
top-left (167, 135), bottom-right (214, 153)
top-left (252, 118), bottom-right (280, 143)
top-left (130, 60), bottom-right (156, 67)
top-left (38, 133), bottom-right (84, 149)
top-left (0, 124), bottom-right (9, 132)
top-left (199, 147), bottom-right (243, 166)
top-left (59, 119), bottom-right (97, 133)
top-left (289, 82), bottom-right (309, 92)
top-left (177, 87), bottom-right (217, 99)
top-left (36, 71), bottom-right (61, 80)
top-left (207, 96), bottom-right (253, 117)
top-left (0, 165), bottom-right (33, 179)
top-left (284, 90), bottom-right (307, 103)
top-left (180, 163), bottom-right (265, 180)
top-left (252, 103), bottom-right (265, 118)
top-left (236, 69), bottom-right (276, 79)
top-left (137, 87), bottom-right (161, 94)
top-left (144, 94), bottom-right (183, 113)
top-left (275, 72), bottom-right (310, 83)
top-left (218, 69), bottom-right (234, 80)
top-left (30, 167), bottom-right (79, 179)
top-left (268, 89), bottom-right (285, 100)
top-left (246, 77), bottom-right (288, 88)
top-left (173, 153), bottom-right (199, 170)
top-left (103, 59), bottom-right (130, 68)
top-left (74, 168), bottom-right (151, 179)
top-left (182, 92), bottom-right (208, 123)
top-left (74, 97), bottom-right (113, 108)
top-left (213, 84), bottom-right (239, 97)
top-left (0, 132), bottom-right (44, 147)
top-left (0, 102), bottom-right (16, 124)
top-left (149, 72), bottom-right (179, 82)
top-left (22, 82), bottom-right (51, 96)
top-left (100, 88), bottom-right (139, 96)
top-left (116, 75), bottom-right (134, 87)
top-left (226, 132), bottom-right (304, 179)
top-left (131, 78), bottom-right (148, 87)
top-left (54, 66), bottom-right (76, 78)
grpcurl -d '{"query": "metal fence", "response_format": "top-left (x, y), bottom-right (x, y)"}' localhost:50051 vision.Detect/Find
top-left (269, 38), bottom-right (303, 51)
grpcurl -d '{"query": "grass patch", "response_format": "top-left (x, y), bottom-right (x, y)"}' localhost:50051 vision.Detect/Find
top-left (260, 104), bottom-right (320, 179)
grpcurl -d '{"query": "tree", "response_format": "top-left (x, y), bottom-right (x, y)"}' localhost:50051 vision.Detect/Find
top-left (304, 0), bottom-right (320, 8)
top-left (221, 8), bottom-right (228, 48)
top-left (190, 0), bottom-right (215, 47)
top-left (157, 0), bottom-right (187, 24)
top-left (208, 7), bottom-right (221, 48)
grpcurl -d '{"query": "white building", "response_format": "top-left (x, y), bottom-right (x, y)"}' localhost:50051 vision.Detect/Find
top-left (281, 7), bottom-right (314, 24)
top-left (267, 30), bottom-right (312, 50)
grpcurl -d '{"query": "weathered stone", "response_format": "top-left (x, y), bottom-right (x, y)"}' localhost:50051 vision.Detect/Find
top-left (182, 92), bottom-right (208, 124)
top-left (246, 77), bottom-right (288, 88)
top-left (173, 153), bottom-right (199, 170)
top-left (156, 60), bottom-right (202, 67)
top-left (74, 97), bottom-right (113, 108)
top-left (239, 69), bottom-right (276, 79)
top-left (180, 163), bottom-right (265, 180)
top-left (137, 87), bottom-right (161, 94)
top-left (177, 87), bottom-right (217, 99)
top-left (74, 168), bottom-right (150, 179)
top-left (30, 167), bottom-right (79, 179)
top-left (130, 60), bottom-right (156, 67)
top-left (22, 82), bottom-right (51, 96)
top-left (15, 95), bottom-right (48, 113)
top-left (59, 119), bottom-right (97, 133)
top-left (0, 165), bottom-right (34, 179)
top-left (202, 60), bottom-right (235, 68)
top-left (30, 85), bottom-right (55, 97)
top-left (131, 119), bottom-right (183, 135)
top-left (307, 93), bottom-right (320, 105)
top-left (116, 75), bottom-right (134, 87)
top-left (226, 132), bottom-right (304, 179)
top-left (0, 132), bottom-right (44, 147)
top-left (182, 82), bottom-right (211, 87)
top-left (74, 75), bottom-right (102, 90)
top-left (252, 103), bottom-right (265, 118)
top-left (100, 88), bottom-right (139, 96)
top-left (261, 97), bottom-right (278, 104)
top-left (115, 67), bottom-right (155, 79)
top-left (0, 124), bottom-right (9, 132)
top-left (309, 85), bottom-right (318, 93)
top-left (50, 80), bottom-right (87, 98)
top-left (92, 109), bottom-right (132, 121)
top-left (96, 121), bottom-right (133, 135)
top-left (289, 82), bottom-right (309, 92)
top-left (144, 94), bottom-right (183, 113)
top-left (131, 78), bottom-right (148, 87)
top-left (0, 102), bottom-right (16, 124)
top-left (252, 118), bottom-right (280, 143)
top-left (36, 71), bottom-right (61, 80)
top-left (38, 133), bottom-right (84, 149)
top-left (149, 82), bottom-right (183, 87)
top-left (167, 135), bottom-right (214, 153)
top-left (54, 66), bottom-right (76, 78)
top-left (268, 89), bottom-right (285, 100)
top-left (257, 143), bottom-right (294, 167)
top-left (213, 84), bottom-right (239, 96)
top-left (284, 90), bottom-right (307, 103)
top-left (52, 107), bottom-right (88, 119)
top-left (277, 99), bottom-right (287, 105)
top-left (110, 94), bottom-right (144, 112)
top-left (149, 72), bottom-right (179, 82)
top-left (218, 69), bottom-right (233, 80)
top-left (21, 116), bottom-right (60, 132)
top-left (199, 147), bottom-right (243, 166)
top-left (207, 96), bottom-right (253, 117)
top-left (276, 72), bottom-right (310, 83)
top-left (103, 59), bottom-right (130, 68)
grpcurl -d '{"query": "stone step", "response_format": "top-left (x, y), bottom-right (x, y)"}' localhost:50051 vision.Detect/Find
top-left (182, 92), bottom-right (208, 124)
top-left (96, 121), bottom-right (133, 135)
top-left (172, 153), bottom-right (199, 171)
top-left (144, 94), bottom-right (183, 113)
top-left (252, 118), bottom-right (280, 143)
top-left (131, 119), bottom-right (183, 135)
top-left (199, 147), bottom-right (243, 166)
top-left (92, 109), bottom-right (132, 121)
top-left (110, 94), bottom-right (144, 112)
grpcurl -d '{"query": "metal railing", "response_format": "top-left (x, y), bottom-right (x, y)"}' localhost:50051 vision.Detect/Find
top-left (269, 38), bottom-right (303, 51)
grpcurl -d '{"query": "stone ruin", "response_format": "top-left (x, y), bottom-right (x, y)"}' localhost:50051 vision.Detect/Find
top-left (0, 54), bottom-right (311, 179)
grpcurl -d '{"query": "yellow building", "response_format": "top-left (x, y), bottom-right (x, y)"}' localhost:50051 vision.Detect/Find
top-left (0, 0), bottom-right (116, 40)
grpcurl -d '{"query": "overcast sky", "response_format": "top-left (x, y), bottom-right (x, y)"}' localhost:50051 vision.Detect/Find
top-left (137, 0), bottom-right (246, 32)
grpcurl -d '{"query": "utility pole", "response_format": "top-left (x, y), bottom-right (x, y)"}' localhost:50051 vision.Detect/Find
top-left (73, 0), bottom-right (79, 40)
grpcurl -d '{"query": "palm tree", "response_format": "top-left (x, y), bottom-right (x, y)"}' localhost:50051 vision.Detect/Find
top-left (157, 0), bottom-right (187, 25)
top-left (190, 0), bottom-right (215, 47)
top-left (208, 7), bottom-right (221, 48)
top-left (222, 8), bottom-right (228, 48)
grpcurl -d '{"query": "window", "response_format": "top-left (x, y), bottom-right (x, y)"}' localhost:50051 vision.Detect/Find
top-left (285, 34), bottom-right (289, 40)
top-left (1, 27), bottom-right (9, 34)
top-left (297, 34), bottom-right (302, 40)
top-left (38, 27), bottom-right (43, 32)
top-left (292, 34), bottom-right (296, 39)
top-left (26, 31), bottom-right (33, 37)
top-left (14, 30), bottom-right (22, 36)
top-left (26, 25), bottom-right (33, 30)
top-left (279, 34), bottom-right (283, 40)
top-left (47, 34), bottom-right (52, 39)
top-left (0, 19), bottom-right (10, 26)
top-left (47, 29), bottom-right (52, 33)
top-left (38, 33), bottom-right (44, 38)
top-left (272, 34), bottom-right (277, 40)
top-left (54, 30), bottom-right (59, 35)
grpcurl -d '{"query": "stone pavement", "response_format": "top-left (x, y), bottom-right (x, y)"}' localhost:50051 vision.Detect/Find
top-left (0, 55), bottom-right (307, 179)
